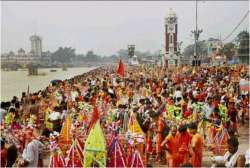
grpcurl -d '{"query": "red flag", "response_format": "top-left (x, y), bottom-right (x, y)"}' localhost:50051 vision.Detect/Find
top-left (89, 105), bottom-right (99, 129)
top-left (117, 59), bottom-right (125, 77)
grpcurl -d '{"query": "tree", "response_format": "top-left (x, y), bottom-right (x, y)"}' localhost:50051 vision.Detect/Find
top-left (183, 44), bottom-right (194, 58)
top-left (85, 50), bottom-right (100, 62)
top-left (117, 49), bottom-right (129, 60)
top-left (222, 42), bottom-right (235, 60)
top-left (74, 54), bottom-right (85, 62)
top-left (183, 41), bottom-right (207, 58)
top-left (236, 30), bottom-right (249, 55)
top-left (51, 47), bottom-right (76, 63)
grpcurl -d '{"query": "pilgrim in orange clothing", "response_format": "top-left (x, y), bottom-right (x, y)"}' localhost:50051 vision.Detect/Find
top-left (242, 95), bottom-right (249, 125)
top-left (146, 125), bottom-right (154, 155)
top-left (176, 124), bottom-right (192, 166)
top-left (161, 125), bottom-right (179, 167)
top-left (156, 116), bottom-right (165, 161)
top-left (189, 122), bottom-right (204, 167)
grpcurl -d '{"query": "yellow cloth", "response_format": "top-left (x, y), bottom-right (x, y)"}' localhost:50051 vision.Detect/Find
top-left (45, 108), bottom-right (53, 130)
top-left (59, 115), bottom-right (72, 142)
top-left (128, 112), bottom-right (144, 136)
top-left (59, 115), bottom-right (73, 153)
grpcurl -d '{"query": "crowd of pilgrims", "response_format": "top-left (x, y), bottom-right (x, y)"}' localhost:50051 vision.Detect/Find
top-left (0, 64), bottom-right (249, 167)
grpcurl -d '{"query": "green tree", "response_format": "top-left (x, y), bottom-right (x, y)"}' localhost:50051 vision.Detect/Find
top-left (183, 41), bottom-right (207, 58)
top-left (117, 49), bottom-right (129, 60)
top-left (51, 47), bottom-right (75, 63)
top-left (236, 30), bottom-right (249, 55)
top-left (183, 44), bottom-right (194, 58)
top-left (85, 50), bottom-right (100, 62)
top-left (222, 42), bottom-right (235, 60)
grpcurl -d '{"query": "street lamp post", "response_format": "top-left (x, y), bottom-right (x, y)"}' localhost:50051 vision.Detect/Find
top-left (192, 0), bottom-right (203, 66)
top-left (177, 41), bottom-right (183, 64)
top-left (158, 50), bottom-right (161, 65)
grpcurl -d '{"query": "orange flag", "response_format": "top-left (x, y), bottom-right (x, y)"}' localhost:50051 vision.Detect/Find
top-left (117, 59), bottom-right (125, 77)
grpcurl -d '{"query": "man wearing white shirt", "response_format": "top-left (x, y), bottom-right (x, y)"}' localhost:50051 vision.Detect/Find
top-left (245, 149), bottom-right (250, 167)
top-left (212, 137), bottom-right (245, 167)
top-left (91, 79), bottom-right (96, 86)
top-left (173, 86), bottom-right (183, 105)
top-left (21, 132), bottom-right (44, 167)
top-left (48, 107), bottom-right (62, 133)
top-left (203, 97), bottom-right (214, 119)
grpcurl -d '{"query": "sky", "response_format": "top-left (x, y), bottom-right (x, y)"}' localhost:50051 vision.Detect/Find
top-left (1, 1), bottom-right (249, 56)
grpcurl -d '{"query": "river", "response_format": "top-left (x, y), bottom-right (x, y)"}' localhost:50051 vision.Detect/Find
top-left (1, 67), bottom-right (96, 101)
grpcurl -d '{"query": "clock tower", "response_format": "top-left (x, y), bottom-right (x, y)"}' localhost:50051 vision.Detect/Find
top-left (163, 8), bottom-right (179, 67)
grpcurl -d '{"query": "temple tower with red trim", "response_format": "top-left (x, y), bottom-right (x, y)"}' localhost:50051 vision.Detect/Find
top-left (163, 8), bottom-right (179, 67)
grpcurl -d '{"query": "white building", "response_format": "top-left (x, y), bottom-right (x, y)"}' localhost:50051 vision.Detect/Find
top-left (206, 38), bottom-right (226, 65)
top-left (163, 8), bottom-right (179, 67)
top-left (1, 35), bottom-right (51, 66)
top-left (30, 35), bottom-right (42, 57)
top-left (129, 55), bottom-right (139, 65)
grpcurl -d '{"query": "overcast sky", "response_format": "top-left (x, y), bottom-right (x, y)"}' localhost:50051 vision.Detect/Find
top-left (1, 1), bottom-right (249, 56)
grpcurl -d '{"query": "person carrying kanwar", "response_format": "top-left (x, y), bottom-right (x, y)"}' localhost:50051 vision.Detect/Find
top-left (227, 97), bottom-right (239, 136)
top-left (155, 115), bottom-right (165, 162)
top-left (188, 122), bottom-right (204, 167)
top-left (241, 94), bottom-right (249, 125)
top-left (161, 125), bottom-right (179, 167)
top-left (176, 124), bottom-right (192, 166)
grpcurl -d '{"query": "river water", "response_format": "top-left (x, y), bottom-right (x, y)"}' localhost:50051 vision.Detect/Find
top-left (1, 67), bottom-right (96, 101)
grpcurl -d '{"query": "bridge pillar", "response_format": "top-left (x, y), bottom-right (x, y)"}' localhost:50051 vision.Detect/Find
top-left (28, 64), bottom-right (38, 75)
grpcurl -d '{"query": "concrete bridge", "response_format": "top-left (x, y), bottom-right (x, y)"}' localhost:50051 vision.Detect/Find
top-left (1, 63), bottom-right (21, 71)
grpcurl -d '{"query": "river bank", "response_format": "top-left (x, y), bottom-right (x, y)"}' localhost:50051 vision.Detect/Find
top-left (1, 67), bottom-right (97, 101)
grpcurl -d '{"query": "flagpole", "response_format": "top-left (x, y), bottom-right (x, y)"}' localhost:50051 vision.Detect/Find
top-left (67, 101), bottom-right (69, 143)
top-left (24, 84), bottom-right (30, 124)
top-left (115, 141), bottom-right (117, 167)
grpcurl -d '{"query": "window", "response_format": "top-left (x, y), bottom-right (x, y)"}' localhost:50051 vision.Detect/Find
top-left (170, 34), bottom-right (173, 44)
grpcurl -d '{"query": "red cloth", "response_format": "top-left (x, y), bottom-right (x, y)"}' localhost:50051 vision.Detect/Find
top-left (66, 139), bottom-right (83, 167)
top-left (191, 134), bottom-right (203, 167)
top-left (213, 100), bottom-right (220, 109)
top-left (50, 155), bottom-right (65, 168)
top-left (146, 133), bottom-right (153, 154)
top-left (78, 96), bottom-right (84, 101)
top-left (197, 82), bottom-right (204, 89)
top-left (196, 92), bottom-right (207, 102)
top-left (117, 59), bottom-right (125, 77)
top-left (91, 96), bottom-right (97, 106)
top-left (129, 149), bottom-right (144, 168)
top-left (176, 132), bottom-right (192, 165)
top-left (107, 138), bottom-right (127, 167)
top-left (165, 134), bottom-right (179, 167)
top-left (183, 108), bottom-right (193, 118)
top-left (156, 118), bottom-right (165, 154)
top-left (89, 106), bottom-right (99, 130)
top-left (0, 148), bottom-right (7, 167)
